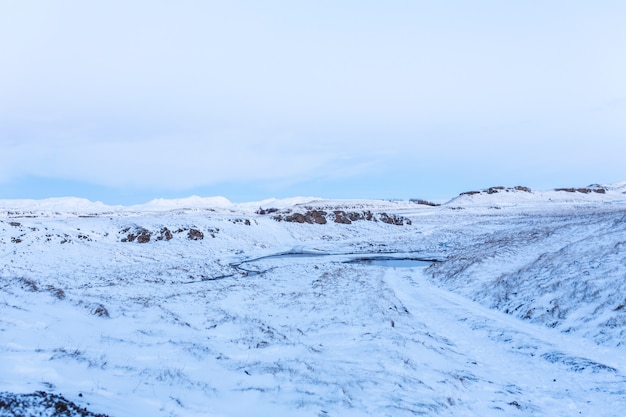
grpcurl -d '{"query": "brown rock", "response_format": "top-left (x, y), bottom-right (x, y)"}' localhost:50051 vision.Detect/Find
top-left (188, 228), bottom-right (204, 240)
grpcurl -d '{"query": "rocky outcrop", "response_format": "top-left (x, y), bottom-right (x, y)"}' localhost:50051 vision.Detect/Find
top-left (409, 199), bottom-right (441, 206)
top-left (187, 228), bottom-right (204, 240)
top-left (156, 227), bottom-right (173, 241)
top-left (379, 213), bottom-right (411, 226)
top-left (276, 210), bottom-right (328, 224)
top-left (554, 186), bottom-right (606, 194)
top-left (0, 391), bottom-right (110, 417)
top-left (272, 210), bottom-right (411, 226)
top-left (120, 227), bottom-right (151, 243)
top-left (120, 226), bottom-right (215, 243)
top-left (460, 186), bottom-right (532, 196)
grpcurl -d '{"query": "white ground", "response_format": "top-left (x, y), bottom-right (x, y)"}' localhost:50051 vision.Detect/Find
top-left (1, 185), bottom-right (626, 416)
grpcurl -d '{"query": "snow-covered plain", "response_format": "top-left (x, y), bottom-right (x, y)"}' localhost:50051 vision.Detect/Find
top-left (1, 184), bottom-right (626, 416)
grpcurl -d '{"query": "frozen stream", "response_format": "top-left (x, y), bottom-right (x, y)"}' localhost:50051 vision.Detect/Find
top-left (345, 257), bottom-right (433, 268)
top-left (232, 250), bottom-right (439, 276)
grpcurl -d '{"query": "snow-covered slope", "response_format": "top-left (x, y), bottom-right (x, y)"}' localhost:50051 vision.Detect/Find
top-left (1, 185), bottom-right (626, 416)
top-left (0, 197), bottom-right (116, 215)
top-left (445, 183), bottom-right (626, 208)
top-left (427, 206), bottom-right (626, 346)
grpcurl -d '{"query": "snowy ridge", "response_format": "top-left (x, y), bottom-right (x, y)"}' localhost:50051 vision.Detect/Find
top-left (131, 195), bottom-right (234, 212)
top-left (445, 183), bottom-right (626, 208)
top-left (1, 184), bottom-right (626, 416)
top-left (0, 197), bottom-right (116, 214)
top-left (2, 182), bottom-right (625, 217)
top-left (0, 196), bottom-right (326, 218)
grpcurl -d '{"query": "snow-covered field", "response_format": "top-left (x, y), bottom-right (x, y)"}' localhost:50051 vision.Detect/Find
top-left (1, 184), bottom-right (626, 416)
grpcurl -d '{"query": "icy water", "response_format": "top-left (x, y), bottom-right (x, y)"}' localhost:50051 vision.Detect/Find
top-left (344, 256), bottom-right (435, 268)
top-left (236, 251), bottom-right (436, 273)
top-left (355, 257), bottom-right (432, 268)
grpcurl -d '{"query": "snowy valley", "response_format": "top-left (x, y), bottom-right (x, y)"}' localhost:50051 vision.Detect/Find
top-left (1, 184), bottom-right (626, 416)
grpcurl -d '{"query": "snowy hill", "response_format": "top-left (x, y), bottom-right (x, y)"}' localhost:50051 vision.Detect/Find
top-left (445, 183), bottom-right (626, 208)
top-left (1, 185), bottom-right (626, 416)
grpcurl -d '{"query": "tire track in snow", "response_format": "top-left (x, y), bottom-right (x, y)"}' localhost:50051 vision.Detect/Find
top-left (384, 267), bottom-right (626, 416)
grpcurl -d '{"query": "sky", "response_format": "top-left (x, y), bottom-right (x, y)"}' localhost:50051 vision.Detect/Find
top-left (1, 0), bottom-right (625, 204)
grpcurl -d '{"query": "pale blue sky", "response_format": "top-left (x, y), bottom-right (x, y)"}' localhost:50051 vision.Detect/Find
top-left (1, 1), bottom-right (625, 204)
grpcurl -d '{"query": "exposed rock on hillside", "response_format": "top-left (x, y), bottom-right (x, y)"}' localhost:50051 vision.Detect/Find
top-left (120, 227), bottom-right (151, 243)
top-left (0, 391), bottom-right (110, 417)
top-left (187, 228), bottom-right (204, 240)
top-left (272, 209), bottom-right (411, 225)
top-left (554, 186), bottom-right (607, 194)
top-left (119, 226), bottom-right (215, 242)
top-left (156, 227), bottom-right (173, 241)
top-left (459, 185), bottom-right (532, 196)
top-left (274, 210), bottom-right (327, 224)
top-left (409, 199), bottom-right (441, 206)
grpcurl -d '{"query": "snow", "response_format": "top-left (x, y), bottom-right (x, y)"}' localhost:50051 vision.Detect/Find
top-left (0, 197), bottom-right (115, 214)
top-left (445, 184), bottom-right (626, 208)
top-left (132, 196), bottom-right (234, 212)
top-left (1, 184), bottom-right (626, 416)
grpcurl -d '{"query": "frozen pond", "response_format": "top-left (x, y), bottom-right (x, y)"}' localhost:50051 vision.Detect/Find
top-left (234, 251), bottom-right (438, 275)
top-left (352, 257), bottom-right (433, 268)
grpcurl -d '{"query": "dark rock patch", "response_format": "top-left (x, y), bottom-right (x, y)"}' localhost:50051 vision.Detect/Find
top-left (460, 186), bottom-right (532, 196)
top-left (0, 391), bottom-right (110, 417)
top-left (555, 186), bottom-right (607, 194)
top-left (156, 227), bottom-right (173, 241)
top-left (273, 210), bottom-right (410, 226)
top-left (188, 229), bottom-right (204, 240)
top-left (379, 213), bottom-right (411, 226)
top-left (90, 304), bottom-right (110, 318)
top-left (409, 199), bottom-right (441, 206)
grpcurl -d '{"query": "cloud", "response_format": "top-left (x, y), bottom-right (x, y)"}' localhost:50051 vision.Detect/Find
top-left (0, 126), bottom-right (384, 190)
top-left (1, 1), bottom-right (625, 200)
